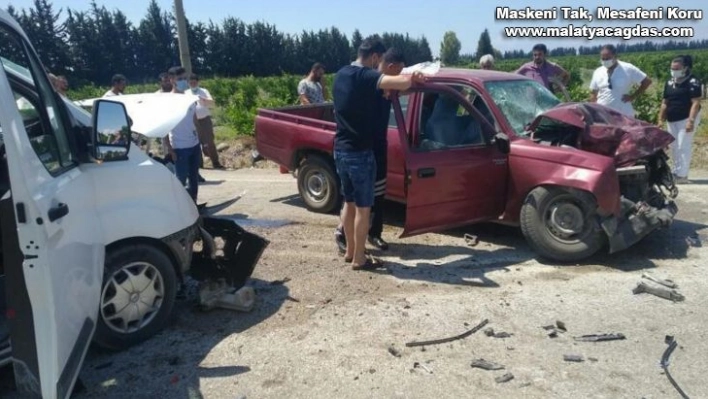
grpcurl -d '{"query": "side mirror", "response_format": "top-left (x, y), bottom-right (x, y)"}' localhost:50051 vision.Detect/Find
top-left (493, 132), bottom-right (510, 154)
top-left (92, 99), bottom-right (131, 162)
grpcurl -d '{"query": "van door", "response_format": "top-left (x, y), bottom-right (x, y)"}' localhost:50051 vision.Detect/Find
top-left (0, 13), bottom-right (104, 398)
top-left (391, 82), bottom-right (509, 237)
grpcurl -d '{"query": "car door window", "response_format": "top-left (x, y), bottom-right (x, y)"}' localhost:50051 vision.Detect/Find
top-left (0, 24), bottom-right (75, 174)
top-left (388, 93), bottom-right (409, 127)
top-left (416, 85), bottom-right (494, 151)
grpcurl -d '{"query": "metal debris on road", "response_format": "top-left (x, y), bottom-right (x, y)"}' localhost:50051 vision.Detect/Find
top-left (471, 359), bottom-right (505, 371)
top-left (633, 281), bottom-right (685, 302)
top-left (405, 319), bottom-right (489, 347)
top-left (495, 373), bottom-right (514, 383)
top-left (413, 362), bottom-right (433, 374)
top-left (464, 233), bottom-right (479, 246)
top-left (198, 280), bottom-right (256, 312)
top-left (556, 320), bottom-right (567, 332)
top-left (641, 273), bottom-right (677, 288)
top-left (574, 333), bottom-right (626, 342)
top-left (563, 354), bottom-right (584, 362)
top-left (661, 336), bottom-right (690, 399)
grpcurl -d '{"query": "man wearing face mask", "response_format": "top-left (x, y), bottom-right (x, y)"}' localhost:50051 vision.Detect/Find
top-left (332, 39), bottom-right (425, 270)
top-left (659, 55), bottom-right (703, 184)
top-left (162, 66), bottom-right (201, 202)
top-left (590, 44), bottom-right (652, 118)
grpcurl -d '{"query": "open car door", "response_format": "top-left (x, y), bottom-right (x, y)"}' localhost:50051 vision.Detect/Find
top-left (390, 82), bottom-right (510, 237)
top-left (0, 11), bottom-right (104, 398)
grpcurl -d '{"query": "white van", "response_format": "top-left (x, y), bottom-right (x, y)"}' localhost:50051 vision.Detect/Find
top-left (0, 10), bottom-right (268, 398)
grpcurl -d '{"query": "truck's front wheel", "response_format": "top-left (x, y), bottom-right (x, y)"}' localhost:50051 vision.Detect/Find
top-left (93, 244), bottom-right (177, 351)
top-left (520, 186), bottom-right (605, 262)
top-left (297, 155), bottom-right (340, 214)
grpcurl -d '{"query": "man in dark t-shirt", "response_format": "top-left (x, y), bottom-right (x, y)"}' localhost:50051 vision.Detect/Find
top-left (335, 48), bottom-right (406, 253)
top-left (659, 55), bottom-right (703, 183)
top-left (333, 39), bottom-right (424, 270)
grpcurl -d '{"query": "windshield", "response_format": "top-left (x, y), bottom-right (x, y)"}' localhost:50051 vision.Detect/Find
top-left (484, 79), bottom-right (561, 136)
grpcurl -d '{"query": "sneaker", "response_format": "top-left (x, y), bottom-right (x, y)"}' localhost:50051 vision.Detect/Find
top-left (367, 235), bottom-right (389, 250)
top-left (335, 227), bottom-right (347, 255)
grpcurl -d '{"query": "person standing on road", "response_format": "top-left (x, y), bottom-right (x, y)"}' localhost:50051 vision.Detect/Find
top-left (162, 66), bottom-right (201, 202)
top-left (103, 74), bottom-right (126, 97)
top-left (189, 73), bottom-right (224, 170)
top-left (332, 39), bottom-right (424, 270)
top-left (515, 44), bottom-right (569, 93)
top-left (589, 44), bottom-right (652, 118)
top-left (335, 48), bottom-right (406, 253)
top-left (156, 72), bottom-right (172, 93)
top-left (298, 63), bottom-right (328, 105)
top-left (659, 55), bottom-right (703, 184)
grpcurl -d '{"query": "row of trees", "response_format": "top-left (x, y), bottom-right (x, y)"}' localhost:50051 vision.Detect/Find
top-left (7, 0), bottom-right (708, 87)
top-left (7, 0), bottom-right (433, 87)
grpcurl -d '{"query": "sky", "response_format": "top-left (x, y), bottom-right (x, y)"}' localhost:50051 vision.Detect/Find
top-left (4, 0), bottom-right (708, 58)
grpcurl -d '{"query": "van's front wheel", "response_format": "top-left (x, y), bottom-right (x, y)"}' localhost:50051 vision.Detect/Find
top-left (93, 244), bottom-right (177, 351)
top-left (297, 155), bottom-right (340, 214)
top-left (520, 186), bottom-right (605, 262)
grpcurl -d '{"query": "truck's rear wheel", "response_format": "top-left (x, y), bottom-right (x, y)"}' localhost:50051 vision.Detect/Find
top-left (297, 155), bottom-right (340, 214)
top-left (520, 186), bottom-right (605, 262)
top-left (93, 244), bottom-right (177, 351)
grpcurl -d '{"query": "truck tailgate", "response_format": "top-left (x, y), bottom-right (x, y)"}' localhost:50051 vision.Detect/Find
top-left (255, 104), bottom-right (337, 169)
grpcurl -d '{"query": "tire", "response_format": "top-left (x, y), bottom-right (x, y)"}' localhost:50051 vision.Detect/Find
top-left (297, 155), bottom-right (340, 214)
top-left (92, 244), bottom-right (177, 351)
top-left (520, 186), bottom-right (605, 262)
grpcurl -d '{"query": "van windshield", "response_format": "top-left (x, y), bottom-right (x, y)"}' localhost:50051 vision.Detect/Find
top-left (484, 79), bottom-right (561, 137)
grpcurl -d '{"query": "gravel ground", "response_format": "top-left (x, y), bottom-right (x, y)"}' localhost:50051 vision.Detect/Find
top-left (2, 167), bottom-right (707, 399)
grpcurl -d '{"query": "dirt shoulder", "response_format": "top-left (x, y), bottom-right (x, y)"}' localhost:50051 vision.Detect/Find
top-left (1, 167), bottom-right (705, 399)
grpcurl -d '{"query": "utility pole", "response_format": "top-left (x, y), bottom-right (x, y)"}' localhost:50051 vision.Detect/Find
top-left (174, 0), bottom-right (192, 74)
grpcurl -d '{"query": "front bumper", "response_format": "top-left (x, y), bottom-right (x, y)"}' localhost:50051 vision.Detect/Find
top-left (189, 216), bottom-right (270, 289)
top-left (601, 198), bottom-right (678, 254)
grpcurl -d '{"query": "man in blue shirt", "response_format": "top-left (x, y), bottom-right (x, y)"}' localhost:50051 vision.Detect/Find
top-left (335, 48), bottom-right (406, 253)
top-left (333, 39), bottom-right (424, 270)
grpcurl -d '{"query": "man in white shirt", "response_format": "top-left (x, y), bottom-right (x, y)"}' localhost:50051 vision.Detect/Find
top-left (103, 74), bottom-right (126, 97)
top-left (162, 66), bottom-right (201, 202)
top-left (189, 73), bottom-right (223, 169)
top-left (589, 45), bottom-right (652, 118)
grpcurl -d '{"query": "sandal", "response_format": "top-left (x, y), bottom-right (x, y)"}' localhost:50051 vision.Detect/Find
top-left (352, 257), bottom-right (384, 271)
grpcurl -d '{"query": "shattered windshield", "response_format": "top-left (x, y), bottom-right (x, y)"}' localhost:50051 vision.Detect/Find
top-left (484, 79), bottom-right (561, 136)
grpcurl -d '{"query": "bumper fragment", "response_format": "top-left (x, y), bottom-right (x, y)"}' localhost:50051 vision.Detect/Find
top-left (601, 198), bottom-right (678, 254)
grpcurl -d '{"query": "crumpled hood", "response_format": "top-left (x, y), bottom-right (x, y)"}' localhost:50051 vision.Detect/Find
top-left (529, 102), bottom-right (675, 166)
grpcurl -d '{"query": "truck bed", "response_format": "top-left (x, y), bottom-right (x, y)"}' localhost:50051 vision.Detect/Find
top-left (255, 103), bottom-right (337, 170)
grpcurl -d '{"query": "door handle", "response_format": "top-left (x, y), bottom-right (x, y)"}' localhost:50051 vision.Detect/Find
top-left (48, 202), bottom-right (69, 222)
top-left (417, 168), bottom-right (436, 178)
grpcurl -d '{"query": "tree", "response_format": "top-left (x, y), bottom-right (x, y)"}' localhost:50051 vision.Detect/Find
top-left (475, 29), bottom-right (494, 59)
top-left (440, 31), bottom-right (461, 66)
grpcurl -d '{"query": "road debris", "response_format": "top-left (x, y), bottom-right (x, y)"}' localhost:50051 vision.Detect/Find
top-left (471, 359), bottom-right (505, 371)
top-left (285, 295), bottom-right (300, 303)
top-left (543, 321), bottom-right (567, 338)
top-left (464, 233), bottom-right (479, 246)
top-left (198, 280), bottom-right (256, 312)
top-left (556, 320), bottom-right (567, 332)
top-left (413, 362), bottom-right (433, 374)
top-left (564, 354), bottom-right (584, 362)
top-left (495, 373), bottom-right (514, 383)
top-left (405, 319), bottom-right (489, 347)
top-left (574, 333), bottom-right (626, 342)
top-left (661, 336), bottom-right (690, 399)
top-left (641, 273), bottom-right (677, 289)
top-left (388, 345), bottom-right (402, 358)
top-left (686, 233), bottom-right (702, 247)
top-left (484, 328), bottom-right (512, 338)
top-left (633, 281), bottom-right (685, 302)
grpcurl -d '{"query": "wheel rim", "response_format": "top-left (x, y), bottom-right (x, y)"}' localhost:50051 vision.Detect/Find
top-left (303, 169), bottom-right (329, 204)
top-left (544, 197), bottom-right (590, 243)
top-left (100, 262), bottom-right (165, 334)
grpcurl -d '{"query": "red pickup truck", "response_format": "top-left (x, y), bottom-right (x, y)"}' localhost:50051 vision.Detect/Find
top-left (255, 68), bottom-right (679, 262)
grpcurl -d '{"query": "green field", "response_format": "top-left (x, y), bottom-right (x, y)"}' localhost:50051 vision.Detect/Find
top-left (67, 49), bottom-right (708, 140)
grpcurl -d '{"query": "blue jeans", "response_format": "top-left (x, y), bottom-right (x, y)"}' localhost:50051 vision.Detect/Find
top-left (174, 144), bottom-right (201, 201)
top-left (334, 149), bottom-right (376, 208)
